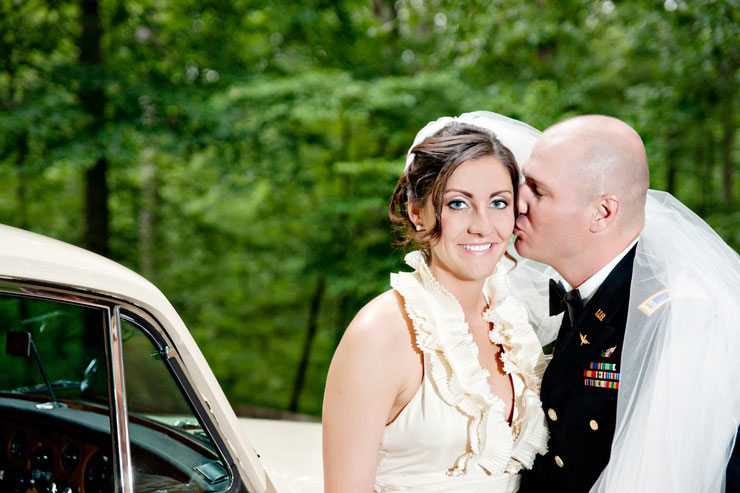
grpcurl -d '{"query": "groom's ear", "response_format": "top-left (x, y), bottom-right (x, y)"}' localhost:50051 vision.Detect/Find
top-left (589, 194), bottom-right (620, 233)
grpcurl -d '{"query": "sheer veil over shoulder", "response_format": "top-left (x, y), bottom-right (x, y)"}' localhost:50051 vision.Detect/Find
top-left (592, 190), bottom-right (740, 492)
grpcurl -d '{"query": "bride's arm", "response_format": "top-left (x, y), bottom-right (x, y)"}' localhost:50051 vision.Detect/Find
top-left (322, 290), bottom-right (416, 493)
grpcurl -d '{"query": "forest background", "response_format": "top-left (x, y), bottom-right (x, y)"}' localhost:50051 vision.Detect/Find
top-left (2, 0), bottom-right (739, 417)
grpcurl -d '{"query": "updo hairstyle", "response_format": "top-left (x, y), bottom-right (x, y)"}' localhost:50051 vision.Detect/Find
top-left (389, 122), bottom-right (520, 258)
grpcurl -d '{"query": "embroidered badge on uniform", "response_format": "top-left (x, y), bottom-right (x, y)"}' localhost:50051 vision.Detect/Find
top-left (595, 309), bottom-right (606, 321)
top-left (601, 345), bottom-right (617, 358)
top-left (638, 289), bottom-right (670, 316)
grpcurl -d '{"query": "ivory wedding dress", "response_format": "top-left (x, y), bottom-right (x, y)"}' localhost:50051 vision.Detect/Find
top-left (374, 251), bottom-right (549, 492)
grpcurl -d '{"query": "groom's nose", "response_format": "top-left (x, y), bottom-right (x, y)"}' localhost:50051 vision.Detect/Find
top-left (517, 183), bottom-right (529, 215)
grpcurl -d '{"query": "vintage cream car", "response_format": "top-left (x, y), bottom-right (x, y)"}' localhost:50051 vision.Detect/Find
top-left (0, 224), bottom-right (323, 493)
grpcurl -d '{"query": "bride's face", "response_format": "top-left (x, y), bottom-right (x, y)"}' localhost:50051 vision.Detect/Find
top-left (418, 156), bottom-right (515, 284)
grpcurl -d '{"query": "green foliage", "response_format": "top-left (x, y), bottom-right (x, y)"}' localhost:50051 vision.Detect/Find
top-left (1, 0), bottom-right (738, 416)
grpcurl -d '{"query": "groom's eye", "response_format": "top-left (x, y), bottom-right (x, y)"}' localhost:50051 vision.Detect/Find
top-left (531, 184), bottom-right (542, 197)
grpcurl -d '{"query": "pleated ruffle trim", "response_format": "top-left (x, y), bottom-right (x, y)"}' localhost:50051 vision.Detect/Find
top-left (390, 251), bottom-right (549, 476)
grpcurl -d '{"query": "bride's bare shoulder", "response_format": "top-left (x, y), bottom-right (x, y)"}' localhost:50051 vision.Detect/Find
top-left (340, 289), bottom-right (411, 351)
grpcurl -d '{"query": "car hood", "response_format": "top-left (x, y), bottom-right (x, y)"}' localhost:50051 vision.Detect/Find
top-left (239, 418), bottom-right (323, 493)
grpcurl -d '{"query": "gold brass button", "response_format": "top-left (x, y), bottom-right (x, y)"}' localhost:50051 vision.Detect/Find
top-left (590, 419), bottom-right (599, 431)
top-left (547, 408), bottom-right (558, 421)
top-left (554, 455), bottom-right (564, 468)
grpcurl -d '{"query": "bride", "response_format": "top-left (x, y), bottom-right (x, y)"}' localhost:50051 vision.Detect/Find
top-left (322, 112), bottom-right (550, 492)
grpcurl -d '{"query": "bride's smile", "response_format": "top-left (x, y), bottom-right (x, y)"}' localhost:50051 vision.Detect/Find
top-left (460, 243), bottom-right (493, 253)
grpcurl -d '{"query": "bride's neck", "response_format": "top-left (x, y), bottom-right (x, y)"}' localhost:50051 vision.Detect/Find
top-left (429, 266), bottom-right (488, 320)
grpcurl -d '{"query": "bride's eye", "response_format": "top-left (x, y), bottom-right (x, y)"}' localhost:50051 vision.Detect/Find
top-left (447, 198), bottom-right (468, 210)
top-left (491, 197), bottom-right (508, 209)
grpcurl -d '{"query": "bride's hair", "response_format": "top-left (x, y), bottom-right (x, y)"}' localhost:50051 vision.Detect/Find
top-left (389, 122), bottom-right (520, 260)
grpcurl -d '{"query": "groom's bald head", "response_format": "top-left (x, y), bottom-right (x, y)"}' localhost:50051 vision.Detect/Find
top-left (543, 115), bottom-right (649, 226)
top-left (515, 115), bottom-right (649, 287)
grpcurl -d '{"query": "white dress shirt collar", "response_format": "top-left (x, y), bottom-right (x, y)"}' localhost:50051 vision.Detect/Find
top-left (576, 238), bottom-right (639, 306)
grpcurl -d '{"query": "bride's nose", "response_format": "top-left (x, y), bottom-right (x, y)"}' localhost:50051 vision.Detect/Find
top-left (468, 208), bottom-right (493, 236)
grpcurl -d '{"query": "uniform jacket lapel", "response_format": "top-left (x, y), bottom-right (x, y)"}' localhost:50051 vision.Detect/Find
top-left (543, 247), bottom-right (637, 407)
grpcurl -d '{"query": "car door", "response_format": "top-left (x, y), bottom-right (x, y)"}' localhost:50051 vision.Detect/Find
top-left (0, 283), bottom-right (248, 493)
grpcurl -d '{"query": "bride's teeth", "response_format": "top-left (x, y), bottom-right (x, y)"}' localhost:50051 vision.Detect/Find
top-left (462, 244), bottom-right (492, 252)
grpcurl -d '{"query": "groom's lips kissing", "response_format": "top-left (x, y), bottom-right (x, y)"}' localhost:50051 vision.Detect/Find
top-left (514, 216), bottom-right (527, 236)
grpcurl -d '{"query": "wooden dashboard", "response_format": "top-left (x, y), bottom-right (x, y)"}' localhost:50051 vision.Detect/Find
top-left (0, 396), bottom-right (230, 492)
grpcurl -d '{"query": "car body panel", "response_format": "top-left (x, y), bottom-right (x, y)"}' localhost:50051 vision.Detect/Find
top-left (239, 418), bottom-right (323, 493)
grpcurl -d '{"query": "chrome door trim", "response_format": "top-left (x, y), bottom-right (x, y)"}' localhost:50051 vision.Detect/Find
top-left (109, 305), bottom-right (134, 493)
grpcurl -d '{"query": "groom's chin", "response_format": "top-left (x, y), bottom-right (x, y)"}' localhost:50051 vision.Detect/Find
top-left (513, 235), bottom-right (528, 256)
top-left (513, 236), bottom-right (537, 261)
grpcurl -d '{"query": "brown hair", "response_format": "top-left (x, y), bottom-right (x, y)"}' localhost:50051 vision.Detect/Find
top-left (389, 122), bottom-right (520, 260)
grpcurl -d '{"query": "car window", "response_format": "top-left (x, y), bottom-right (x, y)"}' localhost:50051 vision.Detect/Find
top-left (0, 292), bottom-right (114, 493)
top-left (122, 317), bottom-right (232, 492)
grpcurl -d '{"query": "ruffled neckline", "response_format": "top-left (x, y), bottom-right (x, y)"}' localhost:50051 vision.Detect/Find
top-left (390, 251), bottom-right (548, 475)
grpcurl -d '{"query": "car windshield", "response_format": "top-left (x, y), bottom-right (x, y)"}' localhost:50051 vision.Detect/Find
top-left (0, 295), bottom-right (110, 408)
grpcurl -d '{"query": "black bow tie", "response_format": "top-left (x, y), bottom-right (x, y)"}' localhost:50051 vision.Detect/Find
top-left (549, 279), bottom-right (583, 323)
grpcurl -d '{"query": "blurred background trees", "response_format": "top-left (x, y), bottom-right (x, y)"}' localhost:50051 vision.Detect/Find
top-left (1, 0), bottom-right (738, 416)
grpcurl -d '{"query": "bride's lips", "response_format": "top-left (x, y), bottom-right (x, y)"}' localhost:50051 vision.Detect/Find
top-left (459, 243), bottom-right (494, 254)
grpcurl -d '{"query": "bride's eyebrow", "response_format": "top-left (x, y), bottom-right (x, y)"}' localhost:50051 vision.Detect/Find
top-left (444, 188), bottom-right (512, 197)
top-left (489, 189), bottom-right (513, 197)
top-left (445, 188), bottom-right (473, 197)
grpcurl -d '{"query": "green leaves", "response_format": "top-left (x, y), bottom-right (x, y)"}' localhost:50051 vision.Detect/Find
top-left (1, 0), bottom-right (738, 415)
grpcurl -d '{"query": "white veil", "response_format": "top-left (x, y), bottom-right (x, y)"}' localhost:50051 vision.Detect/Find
top-left (406, 111), bottom-right (563, 343)
top-left (592, 190), bottom-right (740, 492)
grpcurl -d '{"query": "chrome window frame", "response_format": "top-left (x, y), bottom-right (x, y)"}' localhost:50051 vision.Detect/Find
top-left (0, 278), bottom-right (246, 493)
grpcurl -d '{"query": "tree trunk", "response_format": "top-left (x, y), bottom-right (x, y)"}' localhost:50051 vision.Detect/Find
top-left (334, 295), bottom-right (350, 349)
top-left (15, 132), bottom-right (29, 230)
top-left (288, 276), bottom-right (326, 412)
top-left (721, 109), bottom-right (735, 204)
top-left (78, 0), bottom-right (109, 256)
top-left (697, 135), bottom-right (711, 216)
top-left (84, 159), bottom-right (109, 256)
top-left (665, 131), bottom-right (678, 196)
top-left (138, 157), bottom-right (159, 278)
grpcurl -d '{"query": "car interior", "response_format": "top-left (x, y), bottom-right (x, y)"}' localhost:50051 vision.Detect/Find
top-left (0, 291), bottom-right (233, 493)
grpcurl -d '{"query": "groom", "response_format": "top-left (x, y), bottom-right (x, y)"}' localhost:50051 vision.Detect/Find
top-left (514, 115), bottom-right (739, 492)
top-left (514, 115), bottom-right (644, 492)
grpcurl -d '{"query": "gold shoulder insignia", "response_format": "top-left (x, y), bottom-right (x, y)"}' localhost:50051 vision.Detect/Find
top-left (638, 289), bottom-right (670, 316)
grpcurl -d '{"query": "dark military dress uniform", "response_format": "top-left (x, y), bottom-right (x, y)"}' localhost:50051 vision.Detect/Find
top-left (519, 246), bottom-right (636, 493)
